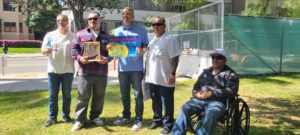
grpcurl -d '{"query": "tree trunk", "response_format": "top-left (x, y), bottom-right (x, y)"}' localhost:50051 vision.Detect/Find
top-left (261, 0), bottom-right (270, 16)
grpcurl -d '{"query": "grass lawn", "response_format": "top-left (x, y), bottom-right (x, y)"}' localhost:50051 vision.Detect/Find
top-left (0, 48), bottom-right (40, 54)
top-left (0, 74), bottom-right (300, 135)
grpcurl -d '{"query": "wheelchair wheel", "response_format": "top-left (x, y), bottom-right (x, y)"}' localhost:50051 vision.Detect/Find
top-left (189, 114), bottom-right (202, 134)
top-left (225, 98), bottom-right (250, 135)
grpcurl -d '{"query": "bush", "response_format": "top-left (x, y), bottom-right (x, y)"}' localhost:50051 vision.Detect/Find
top-left (0, 40), bottom-right (42, 48)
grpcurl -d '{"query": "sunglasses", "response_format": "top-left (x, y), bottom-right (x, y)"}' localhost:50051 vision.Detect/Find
top-left (211, 55), bottom-right (226, 60)
top-left (151, 23), bottom-right (164, 27)
top-left (88, 17), bottom-right (99, 21)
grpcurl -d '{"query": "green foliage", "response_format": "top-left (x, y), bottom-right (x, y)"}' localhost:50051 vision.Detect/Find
top-left (12, 0), bottom-right (121, 33)
top-left (142, 16), bottom-right (156, 28)
top-left (151, 0), bottom-right (205, 11)
top-left (12, 0), bottom-right (61, 32)
top-left (242, 0), bottom-right (300, 17)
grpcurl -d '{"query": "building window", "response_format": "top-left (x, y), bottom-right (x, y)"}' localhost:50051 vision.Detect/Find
top-left (4, 22), bottom-right (16, 32)
top-left (3, 0), bottom-right (15, 11)
top-left (28, 28), bottom-right (33, 33)
top-left (19, 23), bottom-right (23, 33)
top-left (119, 0), bottom-right (135, 9)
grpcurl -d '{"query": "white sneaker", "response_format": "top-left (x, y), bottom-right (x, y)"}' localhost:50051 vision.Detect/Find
top-left (131, 122), bottom-right (142, 131)
top-left (92, 117), bottom-right (104, 126)
top-left (71, 121), bottom-right (83, 132)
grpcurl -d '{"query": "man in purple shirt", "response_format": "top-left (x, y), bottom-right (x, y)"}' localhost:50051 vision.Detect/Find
top-left (71, 11), bottom-right (111, 132)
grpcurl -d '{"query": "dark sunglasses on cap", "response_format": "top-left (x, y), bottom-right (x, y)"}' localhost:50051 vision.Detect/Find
top-left (88, 17), bottom-right (99, 21)
top-left (151, 23), bottom-right (164, 27)
top-left (211, 55), bottom-right (226, 60)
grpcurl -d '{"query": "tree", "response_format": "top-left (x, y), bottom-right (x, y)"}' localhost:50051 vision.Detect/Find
top-left (151, 0), bottom-right (206, 11)
top-left (12, 0), bottom-right (121, 33)
top-left (241, 0), bottom-right (300, 17)
top-left (11, 0), bottom-right (61, 39)
top-left (63, 0), bottom-right (121, 30)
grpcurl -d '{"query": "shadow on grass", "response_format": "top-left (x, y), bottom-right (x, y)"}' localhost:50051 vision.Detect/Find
top-left (249, 125), bottom-right (296, 135)
top-left (241, 73), bottom-right (300, 85)
top-left (250, 95), bottom-right (300, 132)
top-left (0, 91), bottom-right (48, 113)
top-left (73, 117), bottom-right (155, 133)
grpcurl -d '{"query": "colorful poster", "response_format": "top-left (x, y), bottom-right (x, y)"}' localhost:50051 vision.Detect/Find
top-left (108, 36), bottom-right (138, 57)
top-left (83, 42), bottom-right (101, 62)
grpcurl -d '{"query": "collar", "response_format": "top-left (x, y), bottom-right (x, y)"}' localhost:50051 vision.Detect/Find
top-left (122, 22), bottom-right (136, 30)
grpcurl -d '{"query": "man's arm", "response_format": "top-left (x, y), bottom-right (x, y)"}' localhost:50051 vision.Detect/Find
top-left (71, 32), bottom-right (89, 64)
top-left (167, 56), bottom-right (179, 85)
top-left (211, 72), bottom-right (239, 99)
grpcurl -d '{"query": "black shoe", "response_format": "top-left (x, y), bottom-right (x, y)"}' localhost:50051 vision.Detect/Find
top-left (147, 122), bottom-right (162, 129)
top-left (62, 117), bottom-right (73, 123)
top-left (43, 119), bottom-right (57, 128)
top-left (160, 127), bottom-right (171, 134)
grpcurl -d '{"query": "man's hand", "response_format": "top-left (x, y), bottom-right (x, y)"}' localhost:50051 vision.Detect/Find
top-left (167, 74), bottom-right (176, 85)
top-left (97, 56), bottom-right (108, 64)
top-left (41, 47), bottom-right (52, 56)
top-left (80, 56), bottom-right (89, 64)
top-left (194, 91), bottom-right (212, 100)
top-left (136, 47), bottom-right (144, 56)
top-left (106, 42), bottom-right (115, 51)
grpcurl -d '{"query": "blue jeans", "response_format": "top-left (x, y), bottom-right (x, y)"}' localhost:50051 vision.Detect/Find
top-left (118, 71), bottom-right (144, 122)
top-left (171, 98), bottom-right (225, 135)
top-left (149, 83), bottom-right (175, 130)
top-left (48, 73), bottom-right (74, 120)
top-left (74, 75), bottom-right (107, 123)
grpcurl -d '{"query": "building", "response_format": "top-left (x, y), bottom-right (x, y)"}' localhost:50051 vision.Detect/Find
top-left (0, 0), bottom-right (34, 40)
top-left (63, 0), bottom-right (245, 33)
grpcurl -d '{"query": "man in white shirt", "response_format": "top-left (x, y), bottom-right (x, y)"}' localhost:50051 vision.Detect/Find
top-left (145, 17), bottom-right (180, 135)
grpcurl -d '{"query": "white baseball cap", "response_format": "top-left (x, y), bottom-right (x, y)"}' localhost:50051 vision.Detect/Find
top-left (209, 48), bottom-right (227, 59)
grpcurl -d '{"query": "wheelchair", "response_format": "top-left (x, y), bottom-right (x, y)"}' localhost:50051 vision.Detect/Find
top-left (189, 95), bottom-right (250, 135)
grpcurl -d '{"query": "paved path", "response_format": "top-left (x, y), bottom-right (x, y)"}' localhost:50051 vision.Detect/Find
top-left (0, 53), bottom-right (119, 92)
top-left (0, 53), bottom-right (190, 92)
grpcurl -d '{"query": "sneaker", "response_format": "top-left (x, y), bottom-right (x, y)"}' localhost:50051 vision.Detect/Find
top-left (62, 117), bottom-right (73, 123)
top-left (71, 121), bottom-right (84, 132)
top-left (160, 127), bottom-right (171, 135)
top-left (92, 117), bottom-right (104, 126)
top-left (147, 122), bottom-right (162, 129)
top-left (131, 121), bottom-right (142, 131)
top-left (43, 119), bottom-right (57, 128)
top-left (113, 117), bottom-right (130, 125)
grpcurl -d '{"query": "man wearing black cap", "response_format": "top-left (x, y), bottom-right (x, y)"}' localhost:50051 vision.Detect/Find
top-left (171, 49), bottom-right (239, 135)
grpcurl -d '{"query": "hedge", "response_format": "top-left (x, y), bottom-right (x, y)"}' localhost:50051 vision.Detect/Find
top-left (0, 40), bottom-right (42, 48)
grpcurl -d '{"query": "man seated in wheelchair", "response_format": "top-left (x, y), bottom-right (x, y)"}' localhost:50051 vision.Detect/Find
top-left (171, 49), bottom-right (239, 135)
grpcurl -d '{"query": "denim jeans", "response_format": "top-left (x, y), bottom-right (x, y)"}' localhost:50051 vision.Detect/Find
top-left (149, 83), bottom-right (175, 130)
top-left (118, 71), bottom-right (144, 122)
top-left (74, 75), bottom-right (107, 123)
top-left (48, 73), bottom-right (74, 120)
top-left (171, 98), bottom-right (225, 135)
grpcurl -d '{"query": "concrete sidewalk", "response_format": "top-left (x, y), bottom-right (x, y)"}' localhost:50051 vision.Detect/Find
top-left (0, 53), bottom-right (190, 92)
top-left (0, 53), bottom-right (119, 92)
top-left (0, 71), bottom-right (119, 92)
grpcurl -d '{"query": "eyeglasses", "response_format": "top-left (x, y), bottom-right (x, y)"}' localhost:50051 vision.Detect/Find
top-left (88, 17), bottom-right (99, 21)
top-left (151, 23), bottom-right (164, 27)
top-left (211, 55), bottom-right (226, 60)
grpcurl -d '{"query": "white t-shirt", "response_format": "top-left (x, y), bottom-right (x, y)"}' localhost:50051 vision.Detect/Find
top-left (145, 32), bottom-right (181, 87)
top-left (42, 30), bottom-right (75, 74)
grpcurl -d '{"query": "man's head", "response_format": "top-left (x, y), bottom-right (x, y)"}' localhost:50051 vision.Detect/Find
top-left (88, 11), bottom-right (101, 31)
top-left (152, 17), bottom-right (166, 37)
top-left (209, 49), bottom-right (227, 69)
top-left (56, 14), bottom-right (68, 29)
top-left (122, 7), bottom-right (134, 27)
